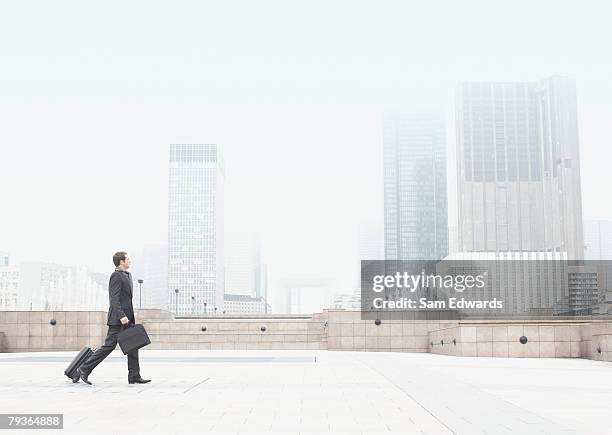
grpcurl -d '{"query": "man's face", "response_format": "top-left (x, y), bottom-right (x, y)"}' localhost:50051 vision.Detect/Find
top-left (120, 255), bottom-right (131, 270)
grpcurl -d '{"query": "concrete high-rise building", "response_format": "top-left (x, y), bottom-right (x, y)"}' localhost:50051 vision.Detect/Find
top-left (130, 244), bottom-right (168, 310)
top-left (356, 221), bottom-right (384, 292)
top-left (0, 252), bottom-right (9, 267)
top-left (331, 293), bottom-right (361, 310)
top-left (456, 76), bottom-right (584, 259)
top-left (358, 222), bottom-right (384, 262)
top-left (224, 233), bottom-right (269, 314)
top-left (168, 144), bottom-right (224, 315)
top-left (254, 263), bottom-right (268, 302)
top-left (223, 294), bottom-right (271, 315)
top-left (276, 278), bottom-right (332, 314)
top-left (224, 233), bottom-right (260, 296)
top-left (383, 113), bottom-right (448, 260)
top-left (289, 286), bottom-right (329, 315)
top-left (584, 220), bottom-right (612, 260)
top-left (0, 260), bottom-right (19, 310)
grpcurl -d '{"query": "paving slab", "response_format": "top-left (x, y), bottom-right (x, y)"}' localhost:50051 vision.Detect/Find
top-left (0, 350), bottom-right (609, 434)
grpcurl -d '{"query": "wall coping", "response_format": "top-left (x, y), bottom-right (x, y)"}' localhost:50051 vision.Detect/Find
top-left (458, 319), bottom-right (604, 325)
top-left (173, 315), bottom-right (315, 320)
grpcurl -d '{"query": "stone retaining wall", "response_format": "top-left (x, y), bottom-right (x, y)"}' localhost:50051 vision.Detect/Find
top-left (324, 310), bottom-right (458, 352)
top-left (429, 320), bottom-right (612, 361)
top-left (143, 311), bottom-right (328, 350)
top-left (0, 311), bottom-right (107, 352)
top-left (1, 309), bottom-right (611, 362)
top-left (428, 322), bottom-right (583, 358)
top-left (581, 322), bottom-right (612, 362)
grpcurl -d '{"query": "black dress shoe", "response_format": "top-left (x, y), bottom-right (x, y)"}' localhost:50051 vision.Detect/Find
top-left (128, 377), bottom-right (151, 384)
top-left (77, 368), bottom-right (92, 385)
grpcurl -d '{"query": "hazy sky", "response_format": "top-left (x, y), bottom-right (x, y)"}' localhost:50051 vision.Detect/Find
top-left (1, 0), bottom-right (611, 300)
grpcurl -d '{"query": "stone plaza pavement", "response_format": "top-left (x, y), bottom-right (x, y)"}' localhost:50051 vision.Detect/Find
top-left (0, 350), bottom-right (610, 435)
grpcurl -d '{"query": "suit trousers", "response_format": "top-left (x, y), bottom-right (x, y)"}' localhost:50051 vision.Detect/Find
top-left (79, 324), bottom-right (140, 380)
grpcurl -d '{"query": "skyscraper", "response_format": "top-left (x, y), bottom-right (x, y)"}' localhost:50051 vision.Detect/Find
top-left (383, 113), bottom-right (448, 260)
top-left (254, 262), bottom-right (268, 303)
top-left (224, 232), bottom-right (260, 296)
top-left (224, 232), bottom-right (269, 314)
top-left (358, 221), bottom-right (384, 263)
top-left (168, 144), bottom-right (224, 315)
top-left (456, 76), bottom-right (584, 259)
top-left (130, 244), bottom-right (168, 310)
top-left (355, 220), bottom-right (384, 293)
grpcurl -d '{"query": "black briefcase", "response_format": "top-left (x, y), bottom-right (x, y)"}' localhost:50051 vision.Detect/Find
top-left (64, 346), bottom-right (93, 381)
top-left (117, 324), bottom-right (151, 354)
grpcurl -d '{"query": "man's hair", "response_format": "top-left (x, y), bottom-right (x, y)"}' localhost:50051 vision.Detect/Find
top-left (113, 251), bottom-right (128, 267)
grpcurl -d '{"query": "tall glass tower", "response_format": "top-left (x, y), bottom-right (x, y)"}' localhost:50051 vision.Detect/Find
top-left (383, 113), bottom-right (448, 260)
top-left (167, 144), bottom-right (224, 315)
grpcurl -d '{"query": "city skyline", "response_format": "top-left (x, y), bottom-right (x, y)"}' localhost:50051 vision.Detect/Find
top-left (1, 89), bottom-right (609, 312)
top-left (5, 76), bottom-right (606, 300)
top-left (2, 1), bottom-right (612, 302)
top-left (2, 1), bottom-right (612, 310)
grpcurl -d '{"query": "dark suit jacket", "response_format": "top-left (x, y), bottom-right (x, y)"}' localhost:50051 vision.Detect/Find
top-left (106, 268), bottom-right (136, 326)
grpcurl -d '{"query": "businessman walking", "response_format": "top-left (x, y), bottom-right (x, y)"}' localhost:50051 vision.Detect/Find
top-left (74, 251), bottom-right (151, 385)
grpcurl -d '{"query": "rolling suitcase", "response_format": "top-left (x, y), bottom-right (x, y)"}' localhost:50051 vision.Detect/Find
top-left (118, 324), bottom-right (151, 355)
top-left (64, 346), bottom-right (93, 382)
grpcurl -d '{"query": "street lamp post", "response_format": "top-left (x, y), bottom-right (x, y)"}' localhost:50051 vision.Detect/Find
top-left (138, 279), bottom-right (144, 309)
top-left (174, 289), bottom-right (179, 314)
